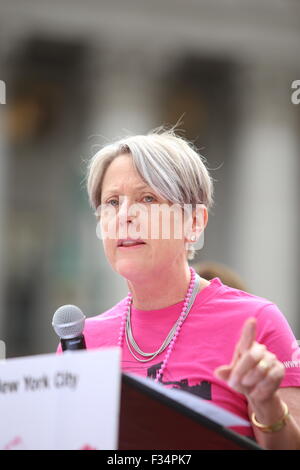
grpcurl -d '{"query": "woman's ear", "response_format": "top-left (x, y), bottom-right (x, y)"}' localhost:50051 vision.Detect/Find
top-left (192, 204), bottom-right (208, 238)
top-left (183, 204), bottom-right (208, 249)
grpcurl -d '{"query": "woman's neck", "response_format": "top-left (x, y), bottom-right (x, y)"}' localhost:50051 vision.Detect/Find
top-left (126, 264), bottom-right (193, 311)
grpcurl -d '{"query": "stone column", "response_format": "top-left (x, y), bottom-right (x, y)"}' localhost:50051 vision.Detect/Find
top-left (230, 63), bottom-right (300, 333)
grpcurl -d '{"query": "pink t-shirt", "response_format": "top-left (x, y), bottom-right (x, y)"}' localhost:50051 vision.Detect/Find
top-left (57, 277), bottom-right (300, 441)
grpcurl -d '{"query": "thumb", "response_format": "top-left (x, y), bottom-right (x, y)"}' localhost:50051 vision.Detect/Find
top-left (214, 364), bottom-right (232, 381)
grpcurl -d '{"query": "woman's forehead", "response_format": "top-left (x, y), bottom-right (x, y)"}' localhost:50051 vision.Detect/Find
top-left (103, 155), bottom-right (146, 184)
top-left (104, 182), bottom-right (151, 193)
top-left (102, 158), bottom-right (154, 195)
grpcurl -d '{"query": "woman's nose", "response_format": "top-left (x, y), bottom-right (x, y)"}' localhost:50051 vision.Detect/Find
top-left (118, 197), bottom-right (134, 224)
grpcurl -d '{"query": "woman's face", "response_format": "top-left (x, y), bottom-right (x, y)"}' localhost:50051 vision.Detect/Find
top-left (99, 154), bottom-right (191, 281)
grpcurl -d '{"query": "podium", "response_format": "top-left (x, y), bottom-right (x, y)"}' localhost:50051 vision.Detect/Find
top-left (0, 348), bottom-right (264, 450)
top-left (119, 373), bottom-right (263, 450)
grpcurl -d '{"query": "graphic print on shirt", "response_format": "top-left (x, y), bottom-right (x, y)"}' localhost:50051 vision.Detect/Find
top-left (121, 359), bottom-right (212, 400)
top-left (147, 362), bottom-right (212, 400)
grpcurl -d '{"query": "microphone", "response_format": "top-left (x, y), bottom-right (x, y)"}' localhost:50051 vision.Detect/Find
top-left (52, 305), bottom-right (86, 351)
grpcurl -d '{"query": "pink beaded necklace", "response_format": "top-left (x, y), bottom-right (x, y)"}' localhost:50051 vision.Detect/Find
top-left (117, 267), bottom-right (199, 383)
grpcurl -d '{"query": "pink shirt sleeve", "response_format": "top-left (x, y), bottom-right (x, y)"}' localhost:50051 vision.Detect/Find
top-left (256, 303), bottom-right (300, 387)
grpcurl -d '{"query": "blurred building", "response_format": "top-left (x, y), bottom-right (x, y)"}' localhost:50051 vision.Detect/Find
top-left (0, 0), bottom-right (299, 357)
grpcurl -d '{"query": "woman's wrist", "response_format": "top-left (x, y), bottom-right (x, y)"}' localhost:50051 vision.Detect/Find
top-left (248, 392), bottom-right (287, 428)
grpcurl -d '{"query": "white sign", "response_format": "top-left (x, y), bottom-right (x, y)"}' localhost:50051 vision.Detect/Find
top-left (0, 347), bottom-right (121, 450)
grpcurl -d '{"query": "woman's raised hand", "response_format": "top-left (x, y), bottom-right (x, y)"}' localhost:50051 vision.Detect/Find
top-left (214, 317), bottom-right (285, 405)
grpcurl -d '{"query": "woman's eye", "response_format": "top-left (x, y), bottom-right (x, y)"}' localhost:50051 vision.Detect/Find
top-left (107, 199), bottom-right (119, 206)
top-left (105, 196), bottom-right (155, 206)
top-left (143, 195), bottom-right (155, 203)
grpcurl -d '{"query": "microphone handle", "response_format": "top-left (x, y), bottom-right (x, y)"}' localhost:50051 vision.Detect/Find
top-left (61, 334), bottom-right (86, 351)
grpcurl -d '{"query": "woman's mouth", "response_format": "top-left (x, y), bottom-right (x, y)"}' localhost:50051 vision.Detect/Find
top-left (117, 239), bottom-right (146, 249)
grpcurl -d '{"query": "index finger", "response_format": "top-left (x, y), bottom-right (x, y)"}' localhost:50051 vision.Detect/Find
top-left (230, 317), bottom-right (257, 367)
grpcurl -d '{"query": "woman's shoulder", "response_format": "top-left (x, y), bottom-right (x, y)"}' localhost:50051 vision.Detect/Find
top-left (84, 297), bottom-right (127, 326)
top-left (213, 280), bottom-right (297, 343)
top-left (201, 276), bottom-right (273, 313)
top-left (213, 278), bottom-right (273, 307)
top-left (78, 298), bottom-right (127, 347)
top-left (206, 278), bottom-right (295, 335)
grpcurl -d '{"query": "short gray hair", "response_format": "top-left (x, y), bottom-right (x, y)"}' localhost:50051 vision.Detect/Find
top-left (86, 127), bottom-right (215, 260)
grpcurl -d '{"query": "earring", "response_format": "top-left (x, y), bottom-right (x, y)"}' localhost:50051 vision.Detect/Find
top-left (190, 235), bottom-right (196, 242)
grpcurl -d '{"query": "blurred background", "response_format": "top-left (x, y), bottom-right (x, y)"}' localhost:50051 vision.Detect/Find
top-left (0, 0), bottom-right (299, 358)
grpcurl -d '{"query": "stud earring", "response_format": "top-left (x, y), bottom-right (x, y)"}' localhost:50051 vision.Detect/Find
top-left (190, 235), bottom-right (196, 242)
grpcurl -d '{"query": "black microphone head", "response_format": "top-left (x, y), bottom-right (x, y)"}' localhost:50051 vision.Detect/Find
top-left (52, 305), bottom-right (86, 340)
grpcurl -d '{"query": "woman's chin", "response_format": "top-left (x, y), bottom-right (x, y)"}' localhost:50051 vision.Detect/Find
top-left (114, 259), bottom-right (148, 280)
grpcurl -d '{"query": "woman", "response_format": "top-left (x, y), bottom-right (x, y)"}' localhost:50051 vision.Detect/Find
top-left (65, 129), bottom-right (300, 449)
